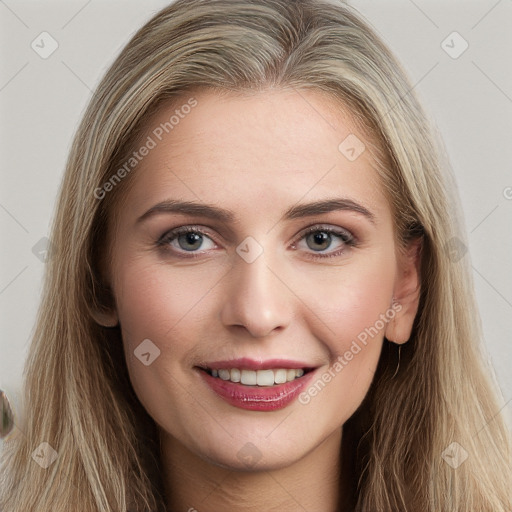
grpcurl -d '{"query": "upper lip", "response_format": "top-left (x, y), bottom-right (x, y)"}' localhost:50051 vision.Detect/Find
top-left (198, 358), bottom-right (316, 371)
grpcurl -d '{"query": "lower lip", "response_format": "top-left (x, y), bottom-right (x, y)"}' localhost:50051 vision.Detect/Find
top-left (198, 369), bottom-right (316, 411)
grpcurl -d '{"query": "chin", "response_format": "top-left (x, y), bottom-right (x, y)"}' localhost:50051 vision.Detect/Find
top-left (198, 441), bottom-right (306, 473)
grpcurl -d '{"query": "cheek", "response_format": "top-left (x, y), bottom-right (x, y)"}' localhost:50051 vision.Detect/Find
top-left (111, 259), bottom-right (227, 430)
top-left (299, 251), bottom-right (396, 353)
top-left (294, 253), bottom-right (396, 421)
top-left (113, 259), bottom-right (224, 349)
top-left (111, 259), bottom-right (224, 401)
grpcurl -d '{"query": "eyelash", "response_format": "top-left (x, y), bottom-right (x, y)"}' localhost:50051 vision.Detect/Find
top-left (294, 225), bottom-right (357, 260)
top-left (156, 224), bottom-right (357, 260)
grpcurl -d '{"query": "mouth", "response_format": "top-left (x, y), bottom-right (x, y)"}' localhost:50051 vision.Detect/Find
top-left (196, 358), bottom-right (318, 411)
top-left (201, 367), bottom-right (311, 386)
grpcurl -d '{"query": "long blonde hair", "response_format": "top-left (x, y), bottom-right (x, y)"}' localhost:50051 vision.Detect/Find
top-left (1, 1), bottom-right (510, 510)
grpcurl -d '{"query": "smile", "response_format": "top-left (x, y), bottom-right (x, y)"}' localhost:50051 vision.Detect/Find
top-left (207, 367), bottom-right (305, 386)
top-left (197, 358), bottom-right (317, 411)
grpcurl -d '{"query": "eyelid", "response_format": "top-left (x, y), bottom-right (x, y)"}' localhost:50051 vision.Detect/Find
top-left (291, 223), bottom-right (356, 246)
top-left (157, 224), bottom-right (219, 244)
top-left (157, 223), bottom-right (357, 259)
top-left (288, 223), bottom-right (357, 260)
top-left (156, 225), bottom-right (221, 259)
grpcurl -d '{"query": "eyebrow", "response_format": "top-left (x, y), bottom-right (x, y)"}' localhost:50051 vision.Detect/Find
top-left (137, 200), bottom-right (235, 224)
top-left (136, 198), bottom-right (376, 225)
top-left (284, 198), bottom-right (375, 224)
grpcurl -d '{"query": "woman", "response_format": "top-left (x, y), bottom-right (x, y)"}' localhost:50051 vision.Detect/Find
top-left (1, 0), bottom-right (511, 510)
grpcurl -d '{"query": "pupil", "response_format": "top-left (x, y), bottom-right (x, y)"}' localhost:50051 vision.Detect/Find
top-left (307, 231), bottom-right (331, 251)
top-left (178, 232), bottom-right (202, 251)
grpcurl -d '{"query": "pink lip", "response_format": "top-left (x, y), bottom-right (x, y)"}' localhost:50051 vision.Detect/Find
top-left (200, 357), bottom-right (314, 371)
top-left (196, 360), bottom-right (317, 411)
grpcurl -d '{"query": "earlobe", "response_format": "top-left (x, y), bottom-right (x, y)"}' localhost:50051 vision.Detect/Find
top-left (385, 237), bottom-right (422, 345)
top-left (90, 271), bottom-right (119, 327)
top-left (91, 308), bottom-right (119, 328)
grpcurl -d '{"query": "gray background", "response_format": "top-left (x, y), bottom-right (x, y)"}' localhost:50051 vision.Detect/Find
top-left (1, 0), bottom-right (511, 430)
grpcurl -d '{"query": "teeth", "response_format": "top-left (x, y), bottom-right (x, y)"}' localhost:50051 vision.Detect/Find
top-left (218, 369), bottom-right (230, 381)
top-left (275, 369), bottom-right (287, 384)
top-left (256, 370), bottom-right (274, 386)
top-left (241, 369), bottom-right (257, 385)
top-left (209, 367), bottom-right (306, 386)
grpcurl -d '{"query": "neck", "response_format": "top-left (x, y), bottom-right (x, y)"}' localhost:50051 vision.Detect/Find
top-left (160, 428), bottom-right (344, 512)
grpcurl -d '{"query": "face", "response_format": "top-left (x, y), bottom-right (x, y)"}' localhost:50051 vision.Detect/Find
top-left (101, 88), bottom-right (419, 471)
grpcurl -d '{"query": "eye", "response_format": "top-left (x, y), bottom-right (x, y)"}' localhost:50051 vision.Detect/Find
top-left (305, 231), bottom-right (333, 251)
top-left (176, 232), bottom-right (206, 251)
top-left (157, 226), bottom-right (217, 255)
top-left (292, 226), bottom-right (356, 259)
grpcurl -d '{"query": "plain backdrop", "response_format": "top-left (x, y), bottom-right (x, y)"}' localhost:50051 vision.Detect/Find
top-left (1, 0), bottom-right (511, 432)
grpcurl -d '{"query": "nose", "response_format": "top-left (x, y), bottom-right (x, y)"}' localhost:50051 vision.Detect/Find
top-left (219, 252), bottom-right (293, 339)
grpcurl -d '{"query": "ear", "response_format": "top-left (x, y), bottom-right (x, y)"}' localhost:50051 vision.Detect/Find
top-left (385, 237), bottom-right (422, 344)
top-left (90, 280), bottom-right (119, 328)
top-left (91, 307), bottom-right (119, 328)
top-left (90, 258), bottom-right (119, 327)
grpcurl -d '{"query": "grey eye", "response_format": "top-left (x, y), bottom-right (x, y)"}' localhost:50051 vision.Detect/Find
top-left (305, 231), bottom-right (333, 251)
top-left (177, 232), bottom-right (204, 251)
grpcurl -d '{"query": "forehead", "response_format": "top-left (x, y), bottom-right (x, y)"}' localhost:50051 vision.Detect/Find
top-left (119, 87), bottom-right (388, 220)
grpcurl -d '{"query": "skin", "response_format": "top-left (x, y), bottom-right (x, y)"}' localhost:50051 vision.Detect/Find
top-left (95, 88), bottom-right (421, 512)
